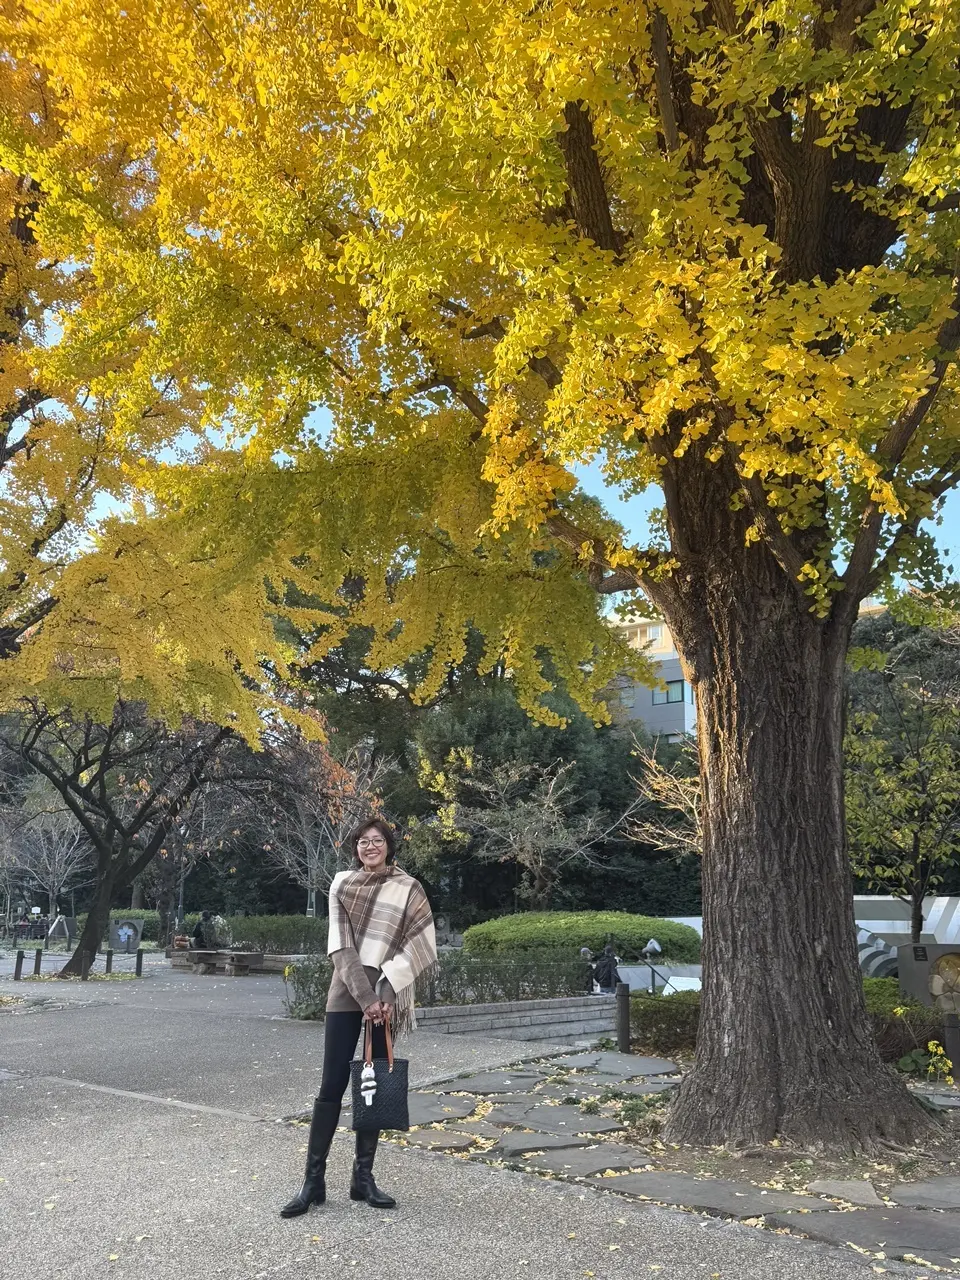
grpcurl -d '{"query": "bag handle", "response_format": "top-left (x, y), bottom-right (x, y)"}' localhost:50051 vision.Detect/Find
top-left (363, 1011), bottom-right (395, 1073)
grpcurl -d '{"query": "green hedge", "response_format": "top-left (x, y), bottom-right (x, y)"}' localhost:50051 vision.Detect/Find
top-left (77, 910), bottom-right (163, 942)
top-left (630, 979), bottom-right (943, 1062)
top-left (463, 911), bottom-right (701, 962)
top-left (416, 950), bottom-right (591, 1006)
top-left (283, 949), bottom-right (595, 1019)
top-left (283, 956), bottom-right (334, 1020)
top-left (224, 915), bottom-right (328, 955)
top-left (77, 911), bottom-right (328, 954)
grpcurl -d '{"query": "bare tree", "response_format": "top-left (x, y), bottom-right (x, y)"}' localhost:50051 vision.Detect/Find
top-left (0, 814), bottom-right (23, 930)
top-left (259, 732), bottom-right (396, 914)
top-left (143, 782), bottom-right (254, 943)
top-left (13, 807), bottom-right (93, 918)
top-left (0, 700), bottom-right (237, 976)
top-left (422, 751), bottom-right (644, 909)
top-left (630, 738), bottom-right (702, 857)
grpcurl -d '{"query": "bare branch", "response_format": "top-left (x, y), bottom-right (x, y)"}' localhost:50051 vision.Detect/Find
top-left (629, 737), bottom-right (702, 857)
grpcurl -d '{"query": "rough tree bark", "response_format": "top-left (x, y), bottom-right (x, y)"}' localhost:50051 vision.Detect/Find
top-left (646, 458), bottom-right (932, 1151)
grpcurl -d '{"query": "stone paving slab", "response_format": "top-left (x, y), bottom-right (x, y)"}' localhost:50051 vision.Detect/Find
top-left (807, 1179), bottom-right (884, 1206)
top-left (486, 1102), bottom-right (625, 1134)
top-left (587, 1173), bottom-right (834, 1218)
top-left (518, 1144), bottom-right (652, 1177)
top-left (489, 1131), bottom-right (591, 1158)
top-left (406, 1091), bottom-right (479, 1126)
top-left (768, 1207), bottom-right (960, 1271)
top-left (441, 1118), bottom-right (504, 1139)
top-left (550, 1051), bottom-right (677, 1076)
top-left (341, 1090), bottom-right (480, 1127)
top-left (891, 1175), bottom-right (960, 1209)
top-left (396, 1129), bottom-right (478, 1152)
top-left (429, 1070), bottom-right (546, 1095)
top-left (910, 1084), bottom-right (960, 1110)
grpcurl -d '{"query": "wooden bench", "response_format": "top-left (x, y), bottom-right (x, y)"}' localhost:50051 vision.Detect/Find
top-left (188, 950), bottom-right (220, 975)
top-left (186, 949), bottom-right (264, 976)
top-left (224, 951), bottom-right (263, 976)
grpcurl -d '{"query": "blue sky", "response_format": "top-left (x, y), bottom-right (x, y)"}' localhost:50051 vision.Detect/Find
top-left (575, 459), bottom-right (960, 581)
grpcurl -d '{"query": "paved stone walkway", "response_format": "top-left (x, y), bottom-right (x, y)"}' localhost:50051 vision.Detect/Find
top-left (5, 968), bottom-right (958, 1278)
top-left (371, 1049), bottom-right (960, 1273)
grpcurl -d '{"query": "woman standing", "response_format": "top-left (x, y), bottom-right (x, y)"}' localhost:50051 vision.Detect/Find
top-left (280, 818), bottom-right (437, 1217)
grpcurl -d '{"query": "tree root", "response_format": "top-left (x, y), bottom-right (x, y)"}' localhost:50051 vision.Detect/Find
top-left (878, 1139), bottom-right (955, 1163)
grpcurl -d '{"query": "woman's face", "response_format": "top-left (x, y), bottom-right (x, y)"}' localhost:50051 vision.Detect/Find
top-left (356, 826), bottom-right (390, 873)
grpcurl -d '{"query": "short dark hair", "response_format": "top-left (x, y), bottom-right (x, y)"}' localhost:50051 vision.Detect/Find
top-left (349, 817), bottom-right (397, 865)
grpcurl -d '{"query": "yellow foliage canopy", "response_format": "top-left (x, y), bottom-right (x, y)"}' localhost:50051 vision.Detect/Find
top-left (2, 0), bottom-right (960, 717)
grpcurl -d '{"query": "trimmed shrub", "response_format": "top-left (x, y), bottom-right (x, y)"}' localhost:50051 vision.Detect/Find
top-left (81, 911), bottom-right (328, 953)
top-left (283, 949), bottom-right (594, 1020)
top-left (631, 978), bottom-right (944, 1062)
top-left (221, 915), bottom-right (328, 955)
top-left (416, 950), bottom-right (591, 1006)
top-left (76, 909), bottom-right (163, 943)
top-left (863, 977), bottom-right (943, 1062)
top-left (630, 990), bottom-right (700, 1055)
top-left (463, 911), bottom-right (700, 962)
top-left (283, 956), bottom-right (333, 1020)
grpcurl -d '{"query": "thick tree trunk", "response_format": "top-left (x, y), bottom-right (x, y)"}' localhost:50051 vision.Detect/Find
top-left (130, 877), bottom-right (144, 910)
top-left (59, 860), bottom-right (116, 977)
top-left (658, 525), bottom-right (932, 1151)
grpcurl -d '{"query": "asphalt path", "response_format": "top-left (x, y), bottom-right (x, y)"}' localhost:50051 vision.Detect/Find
top-left (0, 963), bottom-right (936, 1280)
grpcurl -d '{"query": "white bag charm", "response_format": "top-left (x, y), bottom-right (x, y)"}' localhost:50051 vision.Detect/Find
top-left (360, 1062), bottom-right (377, 1106)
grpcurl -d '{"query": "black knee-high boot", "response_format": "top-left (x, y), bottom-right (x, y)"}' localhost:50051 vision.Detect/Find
top-left (280, 1099), bottom-right (340, 1218)
top-left (350, 1129), bottom-right (396, 1208)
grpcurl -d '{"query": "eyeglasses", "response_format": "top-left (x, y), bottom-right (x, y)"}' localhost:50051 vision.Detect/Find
top-left (357, 837), bottom-right (387, 849)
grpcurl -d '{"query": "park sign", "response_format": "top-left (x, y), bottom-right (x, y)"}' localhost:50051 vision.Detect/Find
top-left (109, 919), bottom-right (145, 954)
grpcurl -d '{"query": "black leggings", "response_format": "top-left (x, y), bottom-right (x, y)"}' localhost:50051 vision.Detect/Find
top-left (318, 1011), bottom-right (388, 1110)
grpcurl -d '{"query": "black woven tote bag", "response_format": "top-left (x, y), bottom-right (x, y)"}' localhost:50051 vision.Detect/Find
top-left (350, 1016), bottom-right (409, 1132)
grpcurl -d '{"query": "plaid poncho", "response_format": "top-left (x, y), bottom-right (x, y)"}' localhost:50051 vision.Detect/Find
top-left (327, 866), bottom-right (437, 1035)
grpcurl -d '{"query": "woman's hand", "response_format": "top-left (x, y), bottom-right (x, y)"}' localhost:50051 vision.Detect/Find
top-left (379, 1002), bottom-right (394, 1024)
top-left (363, 1001), bottom-right (383, 1023)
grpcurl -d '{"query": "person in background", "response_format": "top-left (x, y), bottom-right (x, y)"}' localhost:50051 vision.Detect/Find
top-left (593, 943), bottom-right (621, 995)
top-left (580, 946), bottom-right (596, 994)
top-left (192, 910), bottom-right (212, 949)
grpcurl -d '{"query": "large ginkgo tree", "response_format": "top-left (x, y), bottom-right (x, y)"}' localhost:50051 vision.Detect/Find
top-left (5, 0), bottom-right (960, 1149)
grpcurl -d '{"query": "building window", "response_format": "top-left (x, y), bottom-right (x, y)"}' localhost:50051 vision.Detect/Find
top-left (620, 686), bottom-right (636, 709)
top-left (626, 623), bottom-right (664, 648)
top-left (653, 680), bottom-right (685, 705)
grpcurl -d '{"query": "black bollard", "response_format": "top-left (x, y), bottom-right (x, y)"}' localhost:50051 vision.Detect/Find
top-left (33, 948), bottom-right (43, 976)
top-left (135, 948), bottom-right (143, 977)
top-left (105, 949), bottom-right (113, 974)
top-left (14, 950), bottom-right (24, 981)
top-left (616, 981), bottom-right (631, 1054)
top-left (80, 951), bottom-right (90, 981)
top-left (944, 1013), bottom-right (960, 1079)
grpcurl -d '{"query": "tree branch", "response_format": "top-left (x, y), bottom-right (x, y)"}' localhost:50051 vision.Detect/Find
top-left (841, 280), bottom-right (960, 605)
top-left (650, 11), bottom-right (681, 155)
top-left (557, 102), bottom-right (623, 255)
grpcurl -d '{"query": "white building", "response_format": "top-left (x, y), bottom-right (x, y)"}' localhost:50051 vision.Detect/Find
top-left (607, 597), bottom-right (886, 741)
top-left (606, 616), bottom-right (696, 741)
